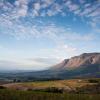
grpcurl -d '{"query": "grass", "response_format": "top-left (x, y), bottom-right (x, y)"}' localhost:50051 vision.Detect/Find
top-left (1, 78), bottom-right (100, 100)
top-left (4, 78), bottom-right (100, 90)
top-left (0, 89), bottom-right (100, 100)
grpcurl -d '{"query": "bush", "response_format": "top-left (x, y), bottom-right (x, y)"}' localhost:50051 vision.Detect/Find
top-left (88, 79), bottom-right (99, 83)
top-left (44, 87), bottom-right (63, 93)
top-left (0, 86), bottom-right (6, 89)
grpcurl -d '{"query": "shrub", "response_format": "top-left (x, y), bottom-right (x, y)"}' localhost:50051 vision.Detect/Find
top-left (0, 86), bottom-right (6, 89)
top-left (88, 79), bottom-right (99, 83)
top-left (44, 87), bottom-right (63, 93)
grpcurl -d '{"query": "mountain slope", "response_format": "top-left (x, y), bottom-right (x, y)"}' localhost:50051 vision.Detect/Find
top-left (51, 53), bottom-right (100, 71)
top-left (47, 53), bottom-right (100, 79)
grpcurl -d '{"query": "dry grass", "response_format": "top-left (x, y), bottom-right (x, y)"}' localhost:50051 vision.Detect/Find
top-left (2, 79), bottom-right (99, 90)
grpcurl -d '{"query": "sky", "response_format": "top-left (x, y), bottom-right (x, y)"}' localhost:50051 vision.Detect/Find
top-left (0, 0), bottom-right (100, 71)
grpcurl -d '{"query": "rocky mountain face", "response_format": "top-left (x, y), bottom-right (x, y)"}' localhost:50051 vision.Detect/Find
top-left (51, 53), bottom-right (100, 70)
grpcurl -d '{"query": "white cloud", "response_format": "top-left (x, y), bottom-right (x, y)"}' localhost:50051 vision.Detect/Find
top-left (0, 1), bottom-right (99, 41)
top-left (63, 33), bottom-right (95, 41)
top-left (68, 4), bottom-right (79, 11)
top-left (17, 7), bottom-right (28, 16)
top-left (47, 9), bottom-right (54, 16)
top-left (33, 2), bottom-right (41, 10)
top-left (74, 9), bottom-right (81, 14)
top-left (15, 0), bottom-right (28, 17)
top-left (0, 56), bottom-right (61, 70)
top-left (39, 43), bottom-right (77, 60)
top-left (65, 0), bottom-right (79, 12)
top-left (0, 0), bottom-right (99, 23)
top-left (56, 44), bottom-right (77, 53)
top-left (14, 0), bottom-right (20, 6)
top-left (0, 11), bottom-right (96, 42)
top-left (0, 55), bottom-right (57, 70)
top-left (79, 0), bottom-right (86, 4)
top-left (15, 0), bottom-right (28, 5)
top-left (33, 10), bottom-right (40, 16)
top-left (43, 0), bottom-right (53, 6)
top-left (28, 57), bottom-right (60, 65)
top-left (88, 10), bottom-right (100, 17)
top-left (0, 59), bottom-right (48, 70)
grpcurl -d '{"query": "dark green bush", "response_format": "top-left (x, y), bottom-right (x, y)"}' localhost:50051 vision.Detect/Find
top-left (0, 86), bottom-right (6, 89)
top-left (44, 87), bottom-right (63, 93)
top-left (88, 79), bottom-right (99, 83)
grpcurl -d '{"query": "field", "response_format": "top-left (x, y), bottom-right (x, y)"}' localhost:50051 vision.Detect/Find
top-left (0, 78), bottom-right (100, 100)
top-left (2, 78), bottom-right (100, 92)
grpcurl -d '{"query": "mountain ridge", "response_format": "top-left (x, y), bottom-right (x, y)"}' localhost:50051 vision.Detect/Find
top-left (50, 52), bottom-right (100, 71)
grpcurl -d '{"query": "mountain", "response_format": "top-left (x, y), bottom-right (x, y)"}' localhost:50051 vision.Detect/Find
top-left (49, 53), bottom-right (100, 79)
top-left (51, 53), bottom-right (100, 70)
top-left (0, 53), bottom-right (100, 81)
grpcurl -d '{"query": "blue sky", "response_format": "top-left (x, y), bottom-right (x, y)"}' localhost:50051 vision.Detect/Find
top-left (0, 0), bottom-right (100, 70)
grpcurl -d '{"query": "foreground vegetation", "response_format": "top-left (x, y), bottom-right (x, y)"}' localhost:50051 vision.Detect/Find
top-left (0, 89), bottom-right (100, 100)
top-left (2, 78), bottom-right (100, 93)
top-left (0, 78), bottom-right (100, 100)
